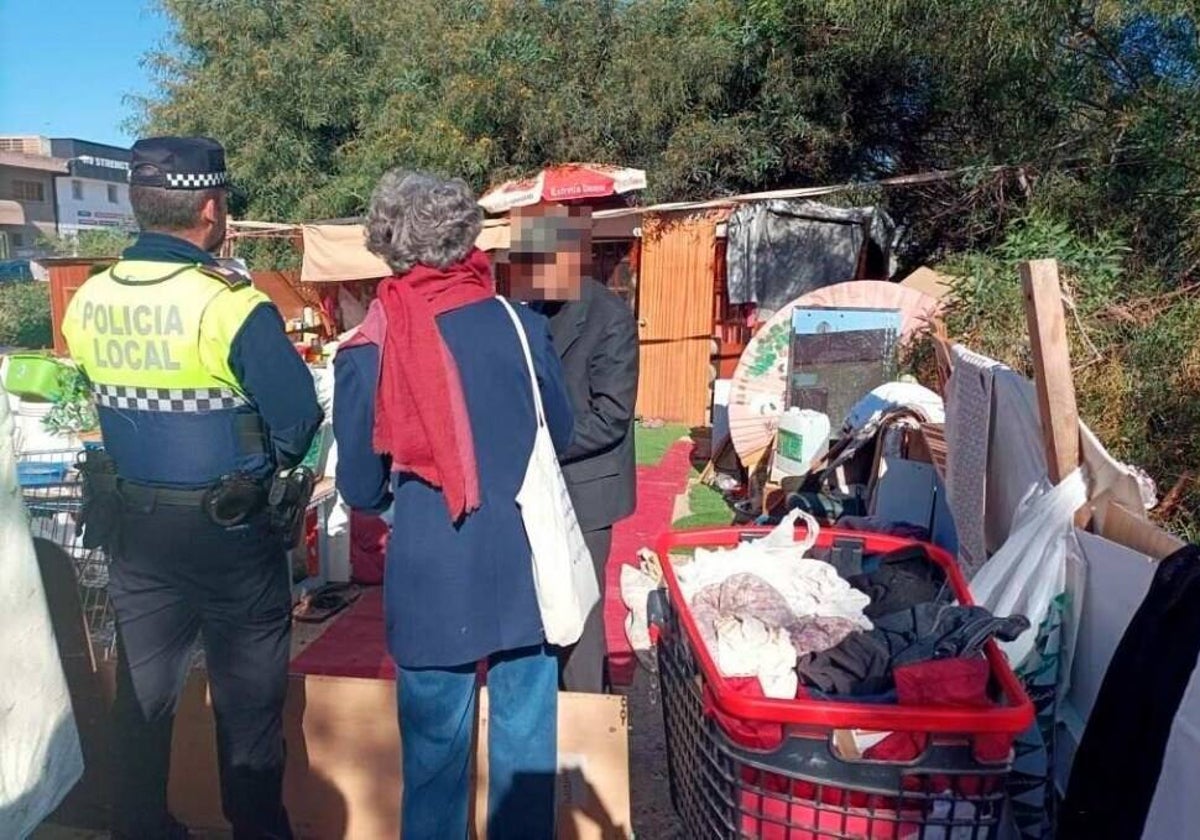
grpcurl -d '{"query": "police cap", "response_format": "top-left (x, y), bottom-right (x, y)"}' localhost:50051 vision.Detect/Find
top-left (128, 136), bottom-right (229, 190)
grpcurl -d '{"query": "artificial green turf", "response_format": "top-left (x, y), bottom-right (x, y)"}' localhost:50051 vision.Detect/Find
top-left (672, 469), bottom-right (735, 529)
top-left (634, 423), bottom-right (689, 466)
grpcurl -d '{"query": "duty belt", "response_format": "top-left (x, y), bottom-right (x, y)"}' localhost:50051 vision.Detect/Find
top-left (117, 480), bottom-right (209, 508)
top-left (118, 473), bottom-right (267, 528)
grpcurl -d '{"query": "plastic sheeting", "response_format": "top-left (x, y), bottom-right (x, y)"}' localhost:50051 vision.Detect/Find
top-left (944, 345), bottom-right (1152, 580)
top-left (725, 200), bottom-right (896, 313)
top-left (0, 387), bottom-right (83, 837)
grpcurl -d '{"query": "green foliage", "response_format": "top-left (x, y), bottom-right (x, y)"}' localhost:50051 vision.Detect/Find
top-left (43, 365), bottom-right (99, 436)
top-left (38, 229), bottom-right (134, 258)
top-left (945, 213), bottom-right (1200, 539)
top-left (137, 0), bottom-right (1200, 528)
top-left (0, 283), bottom-right (52, 349)
top-left (137, 0), bottom-right (1198, 278)
top-left (946, 212), bottom-right (1130, 365)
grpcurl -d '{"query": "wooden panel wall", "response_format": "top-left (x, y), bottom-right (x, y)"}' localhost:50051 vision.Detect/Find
top-left (251, 268), bottom-right (333, 324)
top-left (635, 212), bottom-right (720, 426)
top-left (47, 258), bottom-right (112, 355)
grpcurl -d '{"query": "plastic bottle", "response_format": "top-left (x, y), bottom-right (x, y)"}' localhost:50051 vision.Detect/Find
top-left (774, 408), bottom-right (831, 478)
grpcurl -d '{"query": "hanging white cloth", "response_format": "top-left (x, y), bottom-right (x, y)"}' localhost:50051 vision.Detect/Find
top-left (0, 385), bottom-right (84, 837)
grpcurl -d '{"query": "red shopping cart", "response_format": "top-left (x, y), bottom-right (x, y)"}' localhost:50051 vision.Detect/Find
top-left (649, 525), bottom-right (1035, 839)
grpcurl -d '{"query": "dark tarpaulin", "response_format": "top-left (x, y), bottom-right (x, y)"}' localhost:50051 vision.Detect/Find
top-left (725, 200), bottom-right (896, 313)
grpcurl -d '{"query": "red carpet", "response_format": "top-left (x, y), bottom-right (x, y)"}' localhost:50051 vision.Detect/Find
top-left (606, 441), bottom-right (694, 687)
top-left (291, 587), bottom-right (395, 679)
top-left (290, 439), bottom-right (694, 684)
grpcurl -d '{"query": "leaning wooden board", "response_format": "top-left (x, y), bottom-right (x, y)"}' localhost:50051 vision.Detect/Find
top-left (167, 672), bottom-right (632, 839)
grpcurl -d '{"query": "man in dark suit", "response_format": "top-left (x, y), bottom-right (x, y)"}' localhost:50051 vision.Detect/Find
top-left (509, 203), bottom-right (640, 693)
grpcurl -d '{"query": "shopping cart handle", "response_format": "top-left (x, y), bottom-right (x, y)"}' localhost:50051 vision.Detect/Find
top-left (647, 588), bottom-right (670, 644)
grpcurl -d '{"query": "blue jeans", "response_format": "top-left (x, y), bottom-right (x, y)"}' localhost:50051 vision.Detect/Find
top-left (396, 644), bottom-right (558, 839)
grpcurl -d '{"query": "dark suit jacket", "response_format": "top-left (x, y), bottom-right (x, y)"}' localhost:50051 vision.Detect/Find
top-left (537, 278), bottom-right (639, 532)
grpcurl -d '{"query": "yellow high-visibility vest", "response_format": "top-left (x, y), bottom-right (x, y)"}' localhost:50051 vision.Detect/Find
top-left (62, 260), bottom-right (270, 406)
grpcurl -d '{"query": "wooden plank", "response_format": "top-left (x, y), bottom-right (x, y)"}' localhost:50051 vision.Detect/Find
top-left (47, 259), bottom-right (109, 356)
top-left (1097, 498), bottom-right (1186, 561)
top-left (1021, 259), bottom-right (1089, 526)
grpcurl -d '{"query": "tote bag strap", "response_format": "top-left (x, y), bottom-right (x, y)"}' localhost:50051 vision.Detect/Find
top-left (496, 297), bottom-right (546, 427)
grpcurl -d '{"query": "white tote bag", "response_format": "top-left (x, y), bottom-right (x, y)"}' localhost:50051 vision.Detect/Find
top-left (498, 298), bottom-right (600, 646)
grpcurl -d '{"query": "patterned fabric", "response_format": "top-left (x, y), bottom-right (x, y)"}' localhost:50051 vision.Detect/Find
top-left (1007, 594), bottom-right (1067, 840)
top-left (93, 383), bottom-right (246, 412)
top-left (944, 344), bottom-right (996, 578)
top-left (163, 170), bottom-right (229, 189)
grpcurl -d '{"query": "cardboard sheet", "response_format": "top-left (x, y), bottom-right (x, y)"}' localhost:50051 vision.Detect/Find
top-left (167, 673), bottom-right (631, 839)
top-left (899, 266), bottom-right (954, 300)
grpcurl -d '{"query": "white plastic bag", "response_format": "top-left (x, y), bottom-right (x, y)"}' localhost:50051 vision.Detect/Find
top-left (679, 509), bottom-right (872, 630)
top-left (498, 299), bottom-right (599, 647)
top-left (968, 468), bottom-right (1088, 669)
top-left (621, 550), bottom-right (662, 673)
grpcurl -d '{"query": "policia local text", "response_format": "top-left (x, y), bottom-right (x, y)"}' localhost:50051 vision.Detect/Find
top-left (78, 301), bottom-right (186, 371)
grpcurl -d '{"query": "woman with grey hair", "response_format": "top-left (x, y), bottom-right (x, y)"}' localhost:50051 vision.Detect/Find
top-left (333, 170), bottom-right (574, 838)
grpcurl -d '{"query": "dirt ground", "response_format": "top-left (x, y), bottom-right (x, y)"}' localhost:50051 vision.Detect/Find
top-left (624, 668), bottom-right (686, 840)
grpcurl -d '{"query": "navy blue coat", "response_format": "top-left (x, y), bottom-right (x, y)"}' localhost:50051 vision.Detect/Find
top-left (332, 298), bottom-right (574, 669)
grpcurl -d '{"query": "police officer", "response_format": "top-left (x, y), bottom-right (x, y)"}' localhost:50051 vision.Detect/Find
top-left (61, 137), bottom-right (322, 840)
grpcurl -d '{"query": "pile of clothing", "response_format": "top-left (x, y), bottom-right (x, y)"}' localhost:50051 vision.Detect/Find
top-left (679, 513), bottom-right (1029, 755)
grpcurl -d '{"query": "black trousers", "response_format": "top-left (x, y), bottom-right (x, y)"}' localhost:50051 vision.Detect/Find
top-left (559, 527), bottom-right (612, 694)
top-left (108, 504), bottom-right (293, 840)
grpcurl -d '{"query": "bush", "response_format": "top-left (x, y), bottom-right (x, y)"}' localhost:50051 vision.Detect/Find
top-left (38, 229), bottom-right (133, 259)
top-left (0, 282), bottom-right (53, 349)
top-left (943, 213), bottom-right (1200, 539)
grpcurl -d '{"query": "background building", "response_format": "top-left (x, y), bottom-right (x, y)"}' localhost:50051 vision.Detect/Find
top-left (0, 136), bottom-right (135, 260)
top-left (0, 136), bottom-right (67, 259)
top-left (49, 138), bottom-right (135, 236)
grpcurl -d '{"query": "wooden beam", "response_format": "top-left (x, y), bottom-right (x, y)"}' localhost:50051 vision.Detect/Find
top-left (1021, 259), bottom-right (1090, 526)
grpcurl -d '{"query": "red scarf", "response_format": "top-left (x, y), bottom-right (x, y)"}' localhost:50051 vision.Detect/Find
top-left (343, 249), bottom-right (495, 520)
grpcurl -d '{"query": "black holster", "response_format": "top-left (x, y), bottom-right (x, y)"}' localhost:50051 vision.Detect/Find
top-left (75, 449), bottom-right (121, 551)
top-left (267, 466), bottom-right (315, 547)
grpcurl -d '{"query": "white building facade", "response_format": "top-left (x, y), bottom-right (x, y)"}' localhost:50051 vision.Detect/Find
top-left (50, 138), bottom-right (135, 235)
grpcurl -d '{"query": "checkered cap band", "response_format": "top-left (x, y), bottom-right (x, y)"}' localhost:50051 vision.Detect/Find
top-left (94, 383), bottom-right (246, 412)
top-left (162, 171), bottom-right (230, 189)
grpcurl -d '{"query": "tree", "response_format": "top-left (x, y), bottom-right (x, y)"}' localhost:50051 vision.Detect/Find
top-left (38, 229), bottom-right (134, 258)
top-left (136, 0), bottom-right (1199, 277)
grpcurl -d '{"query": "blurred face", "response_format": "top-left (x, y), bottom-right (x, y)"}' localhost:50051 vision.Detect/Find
top-left (507, 203), bottom-right (593, 302)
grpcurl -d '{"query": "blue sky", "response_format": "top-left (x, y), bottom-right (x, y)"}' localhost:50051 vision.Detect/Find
top-left (0, 0), bottom-right (171, 148)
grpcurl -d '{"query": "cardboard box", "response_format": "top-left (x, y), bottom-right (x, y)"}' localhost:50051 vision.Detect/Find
top-left (899, 267), bottom-right (954, 301)
top-left (168, 673), bottom-right (631, 839)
